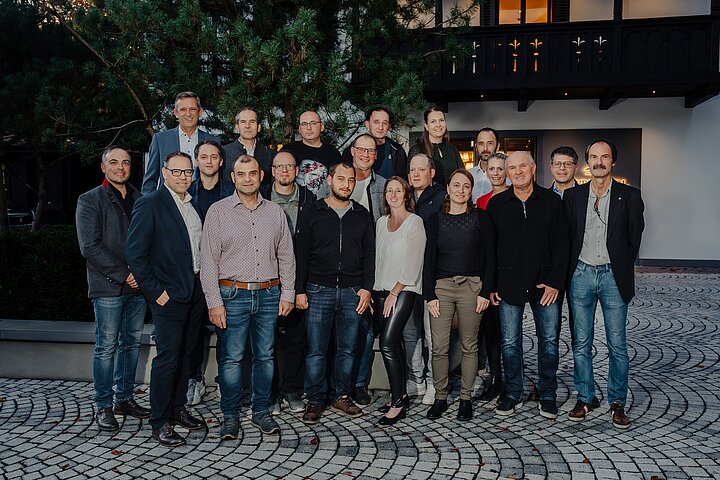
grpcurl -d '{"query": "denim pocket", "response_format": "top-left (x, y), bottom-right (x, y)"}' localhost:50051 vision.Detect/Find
top-left (220, 286), bottom-right (239, 301)
top-left (267, 285), bottom-right (281, 296)
top-left (306, 283), bottom-right (323, 294)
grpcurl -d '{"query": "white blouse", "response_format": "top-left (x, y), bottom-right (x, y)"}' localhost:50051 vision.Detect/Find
top-left (373, 214), bottom-right (426, 294)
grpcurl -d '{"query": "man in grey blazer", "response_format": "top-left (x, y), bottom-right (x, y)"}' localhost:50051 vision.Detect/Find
top-left (76, 146), bottom-right (150, 432)
top-left (141, 91), bottom-right (221, 195)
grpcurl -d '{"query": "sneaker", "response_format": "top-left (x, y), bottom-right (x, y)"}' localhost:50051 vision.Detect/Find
top-left (538, 400), bottom-right (558, 419)
top-left (271, 399), bottom-right (282, 416)
top-left (251, 412), bottom-right (280, 434)
top-left (567, 399), bottom-right (594, 422)
top-left (352, 386), bottom-right (372, 407)
top-left (421, 383), bottom-right (436, 405)
top-left (186, 378), bottom-right (197, 406)
top-left (219, 417), bottom-right (240, 440)
top-left (302, 403), bottom-right (325, 425)
top-left (610, 402), bottom-right (630, 429)
top-left (331, 395), bottom-right (363, 418)
top-left (406, 380), bottom-right (427, 397)
top-left (188, 378), bottom-right (206, 406)
top-left (284, 393), bottom-right (305, 413)
top-left (495, 397), bottom-right (523, 417)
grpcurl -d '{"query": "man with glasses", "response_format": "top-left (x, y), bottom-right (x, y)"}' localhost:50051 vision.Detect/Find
top-left (259, 151), bottom-right (316, 416)
top-left (200, 154), bottom-right (295, 439)
top-left (126, 152), bottom-right (207, 447)
top-left (564, 139), bottom-right (644, 429)
top-left (281, 111), bottom-right (341, 196)
top-left (549, 146), bottom-right (579, 198)
top-left (223, 107), bottom-right (273, 187)
top-left (142, 92), bottom-right (221, 194)
top-left (341, 106), bottom-right (407, 178)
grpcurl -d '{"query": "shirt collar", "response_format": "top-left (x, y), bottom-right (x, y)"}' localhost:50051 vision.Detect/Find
top-left (179, 128), bottom-right (198, 139)
top-left (232, 191), bottom-right (265, 210)
top-left (165, 184), bottom-right (193, 204)
top-left (272, 183), bottom-right (300, 202)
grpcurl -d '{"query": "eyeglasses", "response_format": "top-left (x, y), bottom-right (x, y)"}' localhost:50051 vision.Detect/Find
top-left (353, 146), bottom-right (377, 156)
top-left (593, 196), bottom-right (607, 225)
top-left (385, 188), bottom-right (404, 195)
top-left (551, 161), bottom-right (576, 169)
top-left (299, 121), bottom-right (321, 128)
top-left (272, 164), bottom-right (295, 171)
top-left (164, 167), bottom-right (194, 177)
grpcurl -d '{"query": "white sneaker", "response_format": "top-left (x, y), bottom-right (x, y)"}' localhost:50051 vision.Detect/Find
top-left (421, 383), bottom-right (436, 405)
top-left (187, 378), bottom-right (206, 406)
top-left (271, 399), bottom-right (282, 416)
top-left (406, 380), bottom-right (427, 397)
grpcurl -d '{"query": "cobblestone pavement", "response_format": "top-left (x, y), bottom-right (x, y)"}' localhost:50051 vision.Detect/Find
top-left (1, 271), bottom-right (719, 479)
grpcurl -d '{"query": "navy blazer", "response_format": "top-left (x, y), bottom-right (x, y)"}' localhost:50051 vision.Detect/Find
top-left (141, 126), bottom-right (221, 195)
top-left (563, 180), bottom-right (645, 304)
top-left (125, 186), bottom-right (200, 304)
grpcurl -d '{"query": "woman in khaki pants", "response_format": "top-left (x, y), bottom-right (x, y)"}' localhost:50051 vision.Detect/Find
top-left (423, 169), bottom-right (496, 421)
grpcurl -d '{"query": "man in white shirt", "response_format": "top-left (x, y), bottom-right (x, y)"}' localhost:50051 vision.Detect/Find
top-left (469, 127), bottom-right (510, 202)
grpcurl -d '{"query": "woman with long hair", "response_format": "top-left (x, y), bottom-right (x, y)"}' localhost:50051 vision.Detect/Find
top-left (423, 169), bottom-right (496, 421)
top-left (407, 106), bottom-right (463, 187)
top-left (373, 176), bottom-right (427, 425)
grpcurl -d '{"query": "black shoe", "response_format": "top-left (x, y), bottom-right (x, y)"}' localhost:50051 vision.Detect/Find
top-left (378, 395), bottom-right (410, 414)
top-left (379, 405), bottom-right (407, 426)
top-left (426, 399), bottom-right (448, 420)
top-left (495, 397), bottom-right (523, 417)
top-left (114, 399), bottom-right (151, 419)
top-left (151, 423), bottom-right (186, 447)
top-left (477, 376), bottom-right (505, 401)
top-left (457, 399), bottom-right (473, 421)
top-left (538, 400), bottom-right (558, 419)
top-left (95, 407), bottom-right (119, 431)
top-left (170, 407), bottom-right (206, 430)
top-left (352, 386), bottom-right (372, 407)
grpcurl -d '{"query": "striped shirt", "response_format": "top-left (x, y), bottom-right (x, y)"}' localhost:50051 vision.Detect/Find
top-left (200, 192), bottom-right (295, 308)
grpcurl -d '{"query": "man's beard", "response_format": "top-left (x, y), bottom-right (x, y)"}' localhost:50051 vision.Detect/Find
top-left (277, 178), bottom-right (295, 187)
top-left (332, 187), bottom-right (351, 202)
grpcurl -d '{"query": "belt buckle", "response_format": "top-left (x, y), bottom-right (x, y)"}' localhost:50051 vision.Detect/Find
top-left (247, 282), bottom-right (263, 291)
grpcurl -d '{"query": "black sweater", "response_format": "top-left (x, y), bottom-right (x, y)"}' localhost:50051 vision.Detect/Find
top-left (423, 209), bottom-right (496, 301)
top-left (295, 199), bottom-right (375, 294)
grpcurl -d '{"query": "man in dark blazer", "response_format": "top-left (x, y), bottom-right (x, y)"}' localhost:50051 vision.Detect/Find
top-left (222, 107), bottom-right (273, 187)
top-left (126, 152), bottom-right (207, 447)
top-left (141, 92), bottom-right (221, 195)
top-left (564, 139), bottom-right (644, 429)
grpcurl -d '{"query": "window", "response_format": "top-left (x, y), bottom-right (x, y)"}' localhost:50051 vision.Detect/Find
top-left (499, 0), bottom-right (549, 24)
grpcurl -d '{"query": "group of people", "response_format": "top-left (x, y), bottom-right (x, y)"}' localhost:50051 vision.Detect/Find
top-left (76, 92), bottom-right (644, 448)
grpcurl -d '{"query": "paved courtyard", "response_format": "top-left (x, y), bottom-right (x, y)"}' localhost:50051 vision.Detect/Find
top-left (1, 270), bottom-right (719, 479)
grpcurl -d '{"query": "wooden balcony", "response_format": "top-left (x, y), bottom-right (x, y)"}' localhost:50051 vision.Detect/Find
top-left (423, 15), bottom-right (720, 110)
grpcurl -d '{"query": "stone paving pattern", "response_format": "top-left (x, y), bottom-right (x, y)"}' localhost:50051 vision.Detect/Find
top-left (1, 270), bottom-right (719, 479)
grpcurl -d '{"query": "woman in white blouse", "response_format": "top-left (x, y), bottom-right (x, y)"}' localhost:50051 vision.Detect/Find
top-left (373, 176), bottom-right (427, 425)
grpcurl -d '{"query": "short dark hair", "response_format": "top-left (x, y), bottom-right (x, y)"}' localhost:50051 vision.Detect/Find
top-left (551, 146), bottom-right (578, 164)
top-left (164, 151), bottom-right (192, 166)
top-left (174, 91), bottom-right (201, 109)
top-left (194, 140), bottom-right (224, 163)
top-left (101, 145), bottom-right (127, 164)
top-left (328, 161), bottom-right (355, 177)
top-left (382, 176), bottom-right (415, 215)
top-left (478, 127), bottom-right (499, 144)
top-left (585, 138), bottom-right (618, 163)
top-left (234, 107), bottom-right (258, 124)
top-left (365, 105), bottom-right (393, 125)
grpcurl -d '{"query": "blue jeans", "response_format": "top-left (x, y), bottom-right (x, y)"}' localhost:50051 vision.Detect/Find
top-left (92, 294), bottom-right (147, 409)
top-left (353, 311), bottom-right (374, 388)
top-left (216, 285), bottom-right (279, 417)
top-left (499, 299), bottom-right (559, 402)
top-left (569, 261), bottom-right (629, 406)
top-left (305, 284), bottom-right (362, 404)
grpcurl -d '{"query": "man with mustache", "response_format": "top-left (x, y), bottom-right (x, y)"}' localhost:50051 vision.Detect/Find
top-left (563, 139), bottom-right (644, 429)
top-left (470, 127), bottom-right (510, 203)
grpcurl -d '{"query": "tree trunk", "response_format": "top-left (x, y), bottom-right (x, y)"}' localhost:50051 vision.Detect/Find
top-left (31, 154), bottom-right (46, 232)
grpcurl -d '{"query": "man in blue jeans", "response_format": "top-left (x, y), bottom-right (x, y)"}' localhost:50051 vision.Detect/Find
top-left (564, 139), bottom-right (644, 429)
top-left (200, 155), bottom-right (295, 439)
top-left (487, 151), bottom-right (568, 419)
top-left (295, 161), bottom-right (375, 425)
top-left (76, 145), bottom-right (150, 432)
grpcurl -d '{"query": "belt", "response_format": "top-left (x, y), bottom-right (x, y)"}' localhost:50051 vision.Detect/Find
top-left (219, 278), bottom-right (280, 291)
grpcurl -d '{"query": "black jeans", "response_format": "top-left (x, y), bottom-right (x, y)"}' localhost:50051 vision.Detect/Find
top-left (479, 305), bottom-right (502, 378)
top-left (375, 290), bottom-right (418, 406)
top-left (148, 277), bottom-right (205, 430)
top-left (273, 308), bottom-right (307, 398)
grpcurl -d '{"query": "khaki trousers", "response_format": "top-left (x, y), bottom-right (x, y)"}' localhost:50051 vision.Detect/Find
top-left (430, 276), bottom-right (484, 400)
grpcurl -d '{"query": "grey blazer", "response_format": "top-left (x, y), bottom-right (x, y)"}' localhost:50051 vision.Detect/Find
top-left (76, 182), bottom-right (142, 298)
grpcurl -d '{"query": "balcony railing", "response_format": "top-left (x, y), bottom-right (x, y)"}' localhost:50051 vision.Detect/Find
top-left (424, 15), bottom-right (720, 108)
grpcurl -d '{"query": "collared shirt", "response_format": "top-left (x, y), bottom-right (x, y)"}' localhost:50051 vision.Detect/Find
top-left (270, 183), bottom-right (300, 233)
top-left (179, 128), bottom-right (199, 161)
top-left (165, 185), bottom-right (202, 273)
top-left (240, 138), bottom-right (256, 157)
top-left (200, 193), bottom-right (296, 308)
top-left (107, 182), bottom-right (136, 219)
top-left (551, 180), bottom-right (576, 199)
top-left (579, 183), bottom-right (612, 265)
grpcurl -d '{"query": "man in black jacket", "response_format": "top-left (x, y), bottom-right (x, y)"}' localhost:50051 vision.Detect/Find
top-left (564, 139), bottom-right (644, 429)
top-left (294, 162), bottom-right (375, 425)
top-left (487, 151), bottom-right (568, 419)
top-left (223, 107), bottom-right (273, 187)
top-left (260, 151), bottom-right (316, 415)
top-left (76, 146), bottom-right (150, 432)
top-left (341, 106), bottom-right (407, 178)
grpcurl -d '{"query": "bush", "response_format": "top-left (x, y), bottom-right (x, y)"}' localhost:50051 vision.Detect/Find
top-left (0, 225), bottom-right (93, 321)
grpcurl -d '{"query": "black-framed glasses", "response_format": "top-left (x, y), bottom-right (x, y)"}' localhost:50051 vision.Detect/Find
top-left (551, 161), bottom-right (576, 169)
top-left (272, 164), bottom-right (295, 171)
top-left (353, 146), bottom-right (377, 155)
top-left (164, 167), bottom-right (194, 177)
top-left (593, 197), bottom-right (607, 225)
top-left (299, 120), bottom-right (321, 128)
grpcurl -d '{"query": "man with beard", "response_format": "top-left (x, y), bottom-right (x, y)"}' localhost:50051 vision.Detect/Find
top-left (469, 127), bottom-right (509, 203)
top-left (294, 162), bottom-right (375, 425)
top-left (341, 106), bottom-right (407, 178)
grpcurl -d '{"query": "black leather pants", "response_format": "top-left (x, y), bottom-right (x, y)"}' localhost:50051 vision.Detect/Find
top-left (375, 290), bottom-right (418, 406)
